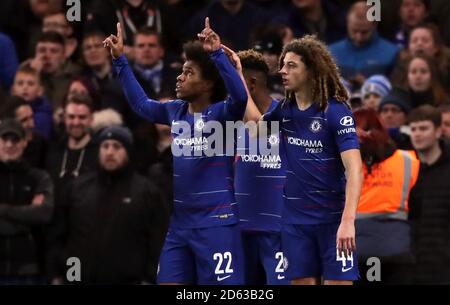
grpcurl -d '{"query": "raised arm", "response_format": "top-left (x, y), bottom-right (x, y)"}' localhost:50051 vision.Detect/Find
top-left (104, 23), bottom-right (172, 125)
top-left (198, 18), bottom-right (248, 119)
top-left (220, 43), bottom-right (283, 135)
top-left (221, 44), bottom-right (262, 124)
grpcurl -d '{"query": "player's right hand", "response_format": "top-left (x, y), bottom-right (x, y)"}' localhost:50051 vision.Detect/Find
top-left (336, 219), bottom-right (356, 258)
top-left (197, 17), bottom-right (221, 53)
top-left (103, 22), bottom-right (124, 59)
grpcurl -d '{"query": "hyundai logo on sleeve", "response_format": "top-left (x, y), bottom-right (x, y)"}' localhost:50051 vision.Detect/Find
top-left (340, 116), bottom-right (354, 127)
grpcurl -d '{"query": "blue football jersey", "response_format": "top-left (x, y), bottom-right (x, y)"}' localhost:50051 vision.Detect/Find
top-left (263, 98), bottom-right (359, 224)
top-left (235, 100), bottom-right (286, 232)
top-left (113, 49), bottom-right (248, 228)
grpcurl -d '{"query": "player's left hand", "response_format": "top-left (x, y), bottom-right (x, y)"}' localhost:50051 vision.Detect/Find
top-left (197, 17), bottom-right (221, 53)
top-left (103, 22), bottom-right (124, 59)
top-left (336, 219), bottom-right (356, 258)
top-left (221, 44), bottom-right (242, 73)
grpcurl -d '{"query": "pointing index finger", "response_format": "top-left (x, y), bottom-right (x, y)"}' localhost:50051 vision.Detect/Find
top-left (116, 22), bottom-right (122, 40)
top-left (205, 17), bottom-right (210, 30)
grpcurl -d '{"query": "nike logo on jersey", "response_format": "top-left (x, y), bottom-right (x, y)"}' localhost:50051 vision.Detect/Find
top-left (282, 118), bottom-right (291, 123)
top-left (341, 266), bottom-right (353, 273)
top-left (217, 275), bottom-right (231, 282)
top-left (277, 274), bottom-right (285, 280)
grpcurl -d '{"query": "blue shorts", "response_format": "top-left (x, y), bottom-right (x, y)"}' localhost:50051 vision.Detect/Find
top-left (281, 222), bottom-right (359, 281)
top-left (242, 231), bottom-right (289, 285)
top-left (157, 224), bottom-right (244, 285)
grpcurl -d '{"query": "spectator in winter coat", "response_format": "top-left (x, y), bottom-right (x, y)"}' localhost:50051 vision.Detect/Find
top-left (408, 105), bottom-right (450, 284)
top-left (47, 126), bottom-right (168, 284)
top-left (0, 119), bottom-right (53, 284)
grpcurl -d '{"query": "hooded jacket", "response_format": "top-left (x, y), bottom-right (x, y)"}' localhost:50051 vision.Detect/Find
top-left (409, 141), bottom-right (450, 283)
top-left (46, 165), bottom-right (168, 284)
top-left (0, 160), bottom-right (53, 276)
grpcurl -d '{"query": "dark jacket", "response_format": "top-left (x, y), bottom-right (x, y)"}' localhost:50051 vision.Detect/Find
top-left (30, 96), bottom-right (53, 141)
top-left (45, 137), bottom-right (98, 195)
top-left (131, 62), bottom-right (178, 100)
top-left (388, 128), bottom-right (413, 150)
top-left (408, 89), bottom-right (438, 109)
top-left (40, 61), bottom-right (82, 109)
top-left (148, 146), bottom-right (173, 215)
top-left (0, 160), bottom-right (54, 276)
top-left (23, 132), bottom-right (48, 170)
top-left (82, 68), bottom-right (133, 123)
top-left (46, 167), bottom-right (168, 284)
top-left (409, 141), bottom-right (450, 284)
top-left (85, 0), bottom-right (164, 47)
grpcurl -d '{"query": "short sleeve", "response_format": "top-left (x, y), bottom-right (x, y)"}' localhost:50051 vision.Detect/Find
top-left (326, 102), bottom-right (360, 152)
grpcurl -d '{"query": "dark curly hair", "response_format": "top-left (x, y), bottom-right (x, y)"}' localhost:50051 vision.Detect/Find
top-left (279, 35), bottom-right (349, 110)
top-left (182, 41), bottom-right (227, 103)
top-left (237, 49), bottom-right (269, 76)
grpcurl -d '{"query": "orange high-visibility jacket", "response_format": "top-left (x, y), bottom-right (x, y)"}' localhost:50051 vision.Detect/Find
top-left (357, 150), bottom-right (420, 220)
